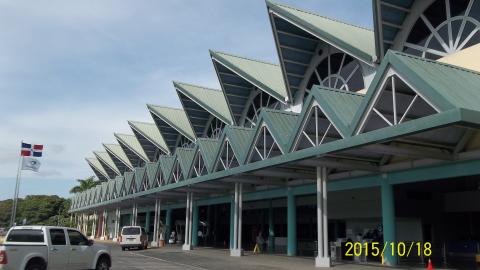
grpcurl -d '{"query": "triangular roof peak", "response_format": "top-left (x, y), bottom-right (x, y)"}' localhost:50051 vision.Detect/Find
top-left (93, 151), bottom-right (121, 177)
top-left (85, 157), bottom-right (110, 181)
top-left (128, 120), bottom-right (170, 155)
top-left (114, 133), bottom-right (150, 163)
top-left (267, 0), bottom-right (376, 64)
top-left (173, 81), bottom-right (234, 125)
top-left (210, 50), bottom-right (290, 103)
top-left (103, 143), bottom-right (134, 172)
top-left (147, 104), bottom-right (196, 142)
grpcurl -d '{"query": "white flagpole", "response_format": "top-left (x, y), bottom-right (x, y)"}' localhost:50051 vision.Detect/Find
top-left (10, 141), bottom-right (23, 227)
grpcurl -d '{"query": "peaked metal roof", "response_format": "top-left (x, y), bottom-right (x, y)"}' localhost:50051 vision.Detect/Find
top-left (129, 120), bottom-right (170, 157)
top-left (115, 133), bottom-right (150, 166)
top-left (210, 50), bottom-right (289, 124)
top-left (103, 143), bottom-right (133, 174)
top-left (148, 105), bottom-right (196, 151)
top-left (174, 81), bottom-right (234, 127)
top-left (124, 171), bottom-right (135, 194)
top-left (85, 157), bottom-right (110, 181)
top-left (146, 161), bottom-right (161, 188)
top-left (114, 176), bottom-right (124, 197)
top-left (195, 138), bottom-right (222, 173)
top-left (351, 50), bottom-right (480, 134)
top-left (267, 1), bottom-right (376, 64)
top-left (254, 109), bottom-right (300, 152)
top-left (215, 126), bottom-right (256, 165)
top-left (134, 167), bottom-right (147, 192)
top-left (175, 148), bottom-right (196, 179)
top-left (159, 155), bottom-right (176, 183)
top-left (310, 86), bottom-right (364, 137)
top-left (93, 151), bottom-right (120, 178)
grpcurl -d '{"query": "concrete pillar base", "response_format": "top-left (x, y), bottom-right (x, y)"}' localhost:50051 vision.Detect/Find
top-left (182, 244), bottom-right (192, 251)
top-left (230, 249), bottom-right (243, 257)
top-left (99, 236), bottom-right (106, 240)
top-left (151, 241), bottom-right (159, 247)
top-left (315, 256), bottom-right (331, 268)
top-left (112, 237), bottom-right (118, 242)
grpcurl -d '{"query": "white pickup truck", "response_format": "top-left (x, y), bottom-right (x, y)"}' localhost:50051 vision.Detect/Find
top-left (0, 226), bottom-right (111, 270)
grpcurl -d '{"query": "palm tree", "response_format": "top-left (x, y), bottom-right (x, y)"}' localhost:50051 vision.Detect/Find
top-left (69, 176), bottom-right (101, 194)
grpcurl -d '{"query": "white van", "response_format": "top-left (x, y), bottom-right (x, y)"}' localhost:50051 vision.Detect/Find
top-left (120, 226), bottom-right (148, 251)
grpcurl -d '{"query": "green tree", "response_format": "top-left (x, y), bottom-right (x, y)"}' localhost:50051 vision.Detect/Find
top-left (0, 195), bottom-right (72, 227)
top-left (69, 176), bottom-right (100, 194)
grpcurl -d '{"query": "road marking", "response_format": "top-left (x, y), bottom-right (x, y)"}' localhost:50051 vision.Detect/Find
top-left (129, 251), bottom-right (210, 270)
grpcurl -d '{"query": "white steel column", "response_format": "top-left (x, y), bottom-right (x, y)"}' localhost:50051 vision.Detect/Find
top-left (231, 182), bottom-right (243, 257)
top-left (315, 166), bottom-right (331, 267)
top-left (91, 211), bottom-right (97, 239)
top-left (113, 207), bottom-right (120, 241)
top-left (100, 209), bottom-right (107, 240)
top-left (132, 202), bottom-right (138, 226)
top-left (152, 198), bottom-right (161, 247)
top-left (183, 192), bottom-right (193, 250)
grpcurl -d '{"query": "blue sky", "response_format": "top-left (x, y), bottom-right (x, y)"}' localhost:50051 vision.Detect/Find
top-left (0, 0), bottom-right (372, 200)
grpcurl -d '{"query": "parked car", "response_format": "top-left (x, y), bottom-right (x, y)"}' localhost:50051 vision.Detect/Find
top-left (0, 226), bottom-right (111, 270)
top-left (120, 226), bottom-right (148, 251)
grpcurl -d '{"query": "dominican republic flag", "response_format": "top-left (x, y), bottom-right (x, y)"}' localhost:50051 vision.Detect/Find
top-left (21, 142), bottom-right (43, 157)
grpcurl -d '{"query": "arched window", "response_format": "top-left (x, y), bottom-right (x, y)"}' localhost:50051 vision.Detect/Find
top-left (205, 117), bottom-right (225, 139)
top-left (305, 52), bottom-right (364, 92)
top-left (241, 89), bottom-right (281, 128)
top-left (403, 0), bottom-right (480, 60)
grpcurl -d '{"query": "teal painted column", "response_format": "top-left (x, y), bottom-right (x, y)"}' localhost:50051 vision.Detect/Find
top-left (268, 202), bottom-right (275, 253)
top-left (381, 182), bottom-right (397, 266)
top-left (192, 204), bottom-right (199, 247)
top-left (230, 197), bottom-right (234, 249)
top-left (145, 211), bottom-right (151, 233)
top-left (165, 209), bottom-right (172, 243)
top-left (287, 189), bottom-right (297, 256)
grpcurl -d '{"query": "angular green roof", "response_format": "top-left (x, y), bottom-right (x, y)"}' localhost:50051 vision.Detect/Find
top-left (255, 109), bottom-right (300, 152)
top-left (85, 157), bottom-right (110, 181)
top-left (174, 81), bottom-right (234, 125)
top-left (308, 86), bottom-right (364, 138)
top-left (211, 50), bottom-right (289, 103)
top-left (115, 133), bottom-right (150, 163)
top-left (216, 126), bottom-right (255, 165)
top-left (103, 143), bottom-right (133, 172)
top-left (114, 176), bottom-right (124, 197)
top-left (93, 151), bottom-right (121, 177)
top-left (195, 138), bottom-right (222, 173)
top-left (124, 171), bottom-right (135, 194)
top-left (351, 50), bottom-right (480, 134)
top-left (106, 180), bottom-right (115, 200)
top-left (134, 167), bottom-right (147, 192)
top-left (128, 120), bottom-right (170, 155)
top-left (267, 0), bottom-right (376, 64)
top-left (148, 105), bottom-right (196, 143)
top-left (175, 148), bottom-right (196, 179)
top-left (146, 161), bottom-right (161, 188)
top-left (159, 155), bottom-right (176, 183)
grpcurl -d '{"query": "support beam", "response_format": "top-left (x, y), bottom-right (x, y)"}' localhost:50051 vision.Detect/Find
top-left (152, 198), bottom-right (161, 247)
top-left (363, 144), bottom-right (453, 161)
top-left (297, 158), bottom-right (379, 172)
top-left (315, 166), bottom-right (331, 267)
top-left (230, 182), bottom-right (243, 256)
top-left (287, 188), bottom-right (296, 256)
top-left (113, 207), bottom-right (120, 241)
top-left (191, 204), bottom-right (199, 247)
top-left (230, 197), bottom-right (234, 250)
top-left (268, 201), bottom-right (275, 253)
top-left (381, 182), bottom-right (397, 266)
top-left (165, 208), bottom-right (172, 244)
top-left (182, 192), bottom-right (193, 251)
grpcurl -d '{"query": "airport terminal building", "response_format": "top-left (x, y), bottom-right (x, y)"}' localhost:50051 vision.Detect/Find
top-left (70, 0), bottom-right (480, 267)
